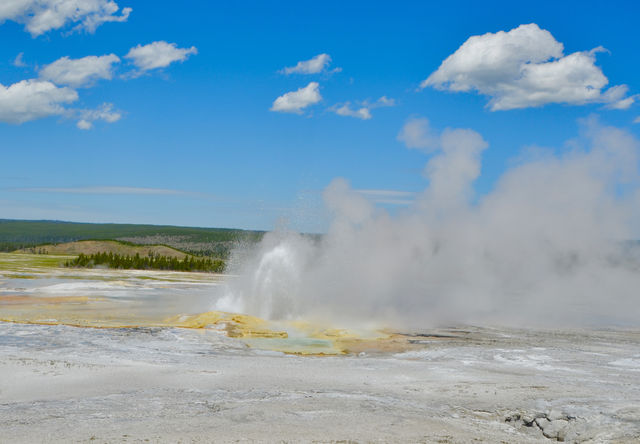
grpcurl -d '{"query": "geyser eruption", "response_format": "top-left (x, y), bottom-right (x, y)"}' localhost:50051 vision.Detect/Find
top-left (220, 117), bottom-right (640, 328)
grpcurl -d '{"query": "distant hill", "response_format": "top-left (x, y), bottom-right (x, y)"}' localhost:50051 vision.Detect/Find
top-left (0, 219), bottom-right (265, 258)
top-left (15, 240), bottom-right (190, 259)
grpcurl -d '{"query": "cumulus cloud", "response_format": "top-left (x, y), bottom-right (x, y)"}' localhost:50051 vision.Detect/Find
top-left (270, 82), bottom-right (322, 114)
top-left (76, 102), bottom-right (121, 129)
top-left (421, 23), bottom-right (634, 111)
top-left (281, 53), bottom-right (335, 75)
top-left (331, 96), bottom-right (395, 120)
top-left (0, 0), bottom-right (131, 36)
top-left (1, 42), bottom-right (197, 127)
top-left (0, 79), bottom-right (121, 128)
top-left (0, 79), bottom-right (77, 124)
top-left (125, 41), bottom-right (197, 72)
top-left (40, 54), bottom-right (120, 88)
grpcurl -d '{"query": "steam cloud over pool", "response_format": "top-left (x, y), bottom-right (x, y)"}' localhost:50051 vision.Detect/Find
top-left (218, 117), bottom-right (640, 328)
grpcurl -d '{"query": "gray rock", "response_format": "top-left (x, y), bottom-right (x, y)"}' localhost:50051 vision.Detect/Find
top-left (535, 417), bottom-right (551, 430)
top-left (556, 425), bottom-right (568, 442)
top-left (542, 419), bottom-right (569, 440)
top-left (522, 413), bottom-right (535, 426)
top-left (548, 409), bottom-right (566, 421)
top-left (504, 411), bottom-right (521, 422)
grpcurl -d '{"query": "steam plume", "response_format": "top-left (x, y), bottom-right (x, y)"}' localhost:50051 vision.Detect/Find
top-left (217, 117), bottom-right (640, 328)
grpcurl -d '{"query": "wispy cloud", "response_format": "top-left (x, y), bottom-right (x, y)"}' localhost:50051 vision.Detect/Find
top-left (13, 52), bottom-right (26, 67)
top-left (270, 81), bottom-right (322, 114)
top-left (76, 103), bottom-right (121, 130)
top-left (14, 186), bottom-right (196, 196)
top-left (332, 103), bottom-right (372, 120)
top-left (281, 53), bottom-right (339, 75)
top-left (330, 96), bottom-right (395, 120)
top-left (603, 88), bottom-right (639, 110)
top-left (10, 186), bottom-right (223, 201)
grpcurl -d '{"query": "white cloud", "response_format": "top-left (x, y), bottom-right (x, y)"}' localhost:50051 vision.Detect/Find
top-left (603, 86), bottom-right (638, 110)
top-left (76, 119), bottom-right (92, 130)
top-left (282, 53), bottom-right (334, 75)
top-left (40, 54), bottom-right (120, 87)
top-left (12, 185), bottom-right (219, 201)
top-left (634, 116), bottom-right (640, 124)
top-left (125, 41), bottom-right (197, 72)
top-left (421, 23), bottom-right (634, 111)
top-left (607, 96), bottom-right (638, 110)
top-left (377, 96), bottom-right (395, 107)
top-left (0, 79), bottom-right (120, 128)
top-left (0, 0), bottom-right (131, 36)
top-left (0, 79), bottom-right (77, 124)
top-left (13, 52), bottom-right (26, 67)
top-left (397, 117), bottom-right (440, 151)
top-left (333, 103), bottom-right (372, 120)
top-left (76, 102), bottom-right (121, 129)
top-left (270, 82), bottom-right (322, 114)
top-left (1, 54), bottom-right (126, 127)
top-left (331, 96), bottom-right (395, 120)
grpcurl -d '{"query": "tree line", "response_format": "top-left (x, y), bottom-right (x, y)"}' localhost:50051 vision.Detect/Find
top-left (64, 252), bottom-right (225, 273)
top-left (0, 242), bottom-right (38, 252)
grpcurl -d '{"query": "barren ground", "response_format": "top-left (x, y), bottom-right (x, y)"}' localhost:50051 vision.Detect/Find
top-left (1, 254), bottom-right (639, 443)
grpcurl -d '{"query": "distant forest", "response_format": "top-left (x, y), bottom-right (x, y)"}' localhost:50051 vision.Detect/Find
top-left (65, 252), bottom-right (225, 273)
top-left (0, 219), bottom-right (265, 258)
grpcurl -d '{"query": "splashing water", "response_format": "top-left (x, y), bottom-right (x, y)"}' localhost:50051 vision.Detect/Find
top-left (219, 117), bottom-right (640, 329)
top-left (217, 235), bottom-right (313, 320)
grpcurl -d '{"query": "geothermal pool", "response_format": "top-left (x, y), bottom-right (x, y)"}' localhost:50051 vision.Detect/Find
top-left (1, 253), bottom-right (639, 442)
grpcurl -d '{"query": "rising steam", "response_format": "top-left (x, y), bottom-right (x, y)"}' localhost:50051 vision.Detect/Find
top-left (217, 116), bottom-right (640, 328)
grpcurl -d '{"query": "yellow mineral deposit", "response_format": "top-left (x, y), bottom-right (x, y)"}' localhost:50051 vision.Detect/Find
top-left (0, 291), bottom-right (415, 355)
top-left (165, 311), bottom-right (288, 339)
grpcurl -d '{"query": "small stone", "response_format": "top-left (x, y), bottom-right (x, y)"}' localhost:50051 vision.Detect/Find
top-left (504, 412), bottom-right (521, 422)
top-left (535, 417), bottom-right (551, 430)
top-left (522, 414), bottom-right (535, 426)
top-left (557, 426), bottom-right (568, 442)
top-left (548, 409), bottom-right (565, 421)
top-left (542, 419), bottom-right (569, 440)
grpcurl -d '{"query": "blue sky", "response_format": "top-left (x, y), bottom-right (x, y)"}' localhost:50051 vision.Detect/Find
top-left (1, 0), bottom-right (639, 232)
